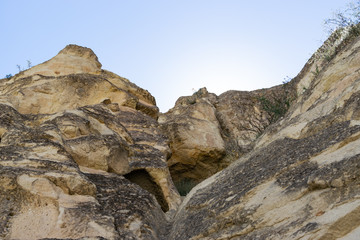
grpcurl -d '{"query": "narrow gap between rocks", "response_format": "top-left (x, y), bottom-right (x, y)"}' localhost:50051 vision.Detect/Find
top-left (124, 169), bottom-right (169, 212)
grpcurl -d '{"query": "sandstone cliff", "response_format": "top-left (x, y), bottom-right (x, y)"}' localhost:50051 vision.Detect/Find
top-left (0, 45), bottom-right (180, 240)
top-left (1, 27), bottom-right (360, 240)
top-left (169, 30), bottom-right (360, 239)
top-left (160, 83), bottom-right (296, 184)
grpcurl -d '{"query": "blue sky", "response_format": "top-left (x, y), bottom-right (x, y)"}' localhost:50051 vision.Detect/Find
top-left (0, 1), bottom-right (350, 112)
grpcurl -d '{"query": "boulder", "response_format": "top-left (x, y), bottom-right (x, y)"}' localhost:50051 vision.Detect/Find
top-left (159, 88), bottom-right (226, 183)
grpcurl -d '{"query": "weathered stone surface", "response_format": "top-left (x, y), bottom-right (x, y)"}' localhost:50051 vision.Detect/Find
top-left (1, 165), bottom-right (167, 240)
top-left (0, 45), bottom-right (180, 239)
top-left (115, 107), bottom-right (181, 212)
top-left (17, 44), bottom-right (102, 78)
top-left (214, 83), bottom-right (296, 168)
top-left (169, 32), bottom-right (360, 239)
top-left (160, 84), bottom-right (295, 182)
top-left (1, 45), bottom-right (158, 118)
top-left (85, 172), bottom-right (169, 240)
top-left (159, 88), bottom-right (226, 182)
top-left (2, 29), bottom-right (360, 239)
top-left (216, 90), bottom-right (268, 153)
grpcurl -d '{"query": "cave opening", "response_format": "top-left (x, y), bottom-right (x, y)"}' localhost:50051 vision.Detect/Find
top-left (124, 169), bottom-right (169, 212)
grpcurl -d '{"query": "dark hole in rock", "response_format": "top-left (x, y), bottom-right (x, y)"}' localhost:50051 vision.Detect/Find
top-left (102, 99), bottom-right (112, 105)
top-left (174, 178), bottom-right (197, 196)
top-left (124, 169), bottom-right (169, 212)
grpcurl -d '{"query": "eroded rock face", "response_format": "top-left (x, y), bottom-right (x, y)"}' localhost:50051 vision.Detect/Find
top-left (214, 83), bottom-right (296, 167)
top-left (159, 89), bottom-right (226, 183)
top-left (1, 45), bottom-right (158, 118)
top-left (2, 30), bottom-right (360, 239)
top-left (160, 85), bottom-right (294, 182)
top-left (0, 45), bottom-right (180, 239)
top-left (169, 33), bottom-right (360, 239)
top-left (17, 44), bottom-right (102, 78)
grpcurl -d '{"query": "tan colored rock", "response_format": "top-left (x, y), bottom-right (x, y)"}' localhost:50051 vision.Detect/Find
top-left (216, 90), bottom-right (268, 152)
top-left (161, 84), bottom-right (296, 182)
top-left (4, 168), bottom-right (165, 240)
top-left (147, 167), bottom-right (182, 211)
top-left (0, 45), bottom-right (158, 118)
top-left (0, 45), bottom-right (180, 239)
top-left (2, 73), bottom-right (136, 115)
top-left (65, 135), bottom-right (130, 174)
top-left (15, 44), bottom-right (102, 78)
top-left (214, 84), bottom-right (295, 167)
top-left (0, 103), bottom-right (171, 239)
top-left (168, 30), bottom-right (360, 240)
top-left (116, 107), bottom-right (181, 211)
top-left (102, 70), bottom-right (159, 118)
top-left (5, 30), bottom-right (360, 239)
top-left (160, 89), bottom-right (226, 182)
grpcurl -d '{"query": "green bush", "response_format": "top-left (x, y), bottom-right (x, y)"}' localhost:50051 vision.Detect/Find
top-left (258, 78), bottom-right (294, 123)
top-left (258, 94), bottom-right (291, 123)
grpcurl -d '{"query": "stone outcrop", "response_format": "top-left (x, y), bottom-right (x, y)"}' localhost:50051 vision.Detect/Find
top-left (160, 82), bottom-right (295, 183)
top-left (0, 45), bottom-right (180, 239)
top-left (168, 31), bottom-right (360, 239)
top-left (2, 28), bottom-right (360, 240)
top-left (17, 44), bottom-right (102, 78)
top-left (159, 88), bottom-right (226, 183)
top-left (1, 45), bottom-right (158, 118)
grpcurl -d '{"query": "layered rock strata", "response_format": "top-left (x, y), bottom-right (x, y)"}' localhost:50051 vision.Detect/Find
top-left (0, 45), bottom-right (180, 239)
top-left (169, 31), bottom-right (360, 239)
top-left (2, 28), bottom-right (360, 239)
top-left (160, 83), bottom-right (296, 183)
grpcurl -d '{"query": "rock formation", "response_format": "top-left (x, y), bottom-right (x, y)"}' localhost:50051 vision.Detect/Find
top-left (169, 30), bottom-right (360, 239)
top-left (2, 27), bottom-right (360, 239)
top-left (0, 45), bottom-right (180, 239)
top-left (159, 88), bottom-right (226, 183)
top-left (160, 78), bottom-right (296, 183)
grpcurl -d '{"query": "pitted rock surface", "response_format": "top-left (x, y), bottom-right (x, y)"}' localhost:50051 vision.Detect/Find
top-left (168, 32), bottom-right (360, 239)
top-left (0, 45), bottom-right (180, 240)
top-left (2, 30), bottom-right (360, 240)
